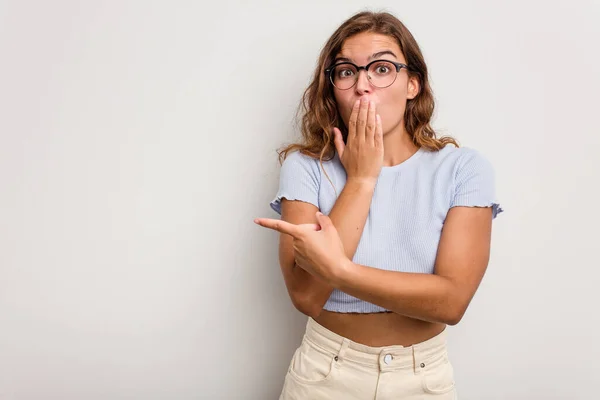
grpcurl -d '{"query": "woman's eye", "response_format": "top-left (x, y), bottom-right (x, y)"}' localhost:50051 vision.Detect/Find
top-left (376, 66), bottom-right (389, 74)
top-left (339, 69), bottom-right (354, 78)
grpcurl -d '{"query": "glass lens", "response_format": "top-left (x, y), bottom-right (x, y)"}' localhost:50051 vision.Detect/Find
top-left (367, 61), bottom-right (397, 88)
top-left (330, 63), bottom-right (358, 90)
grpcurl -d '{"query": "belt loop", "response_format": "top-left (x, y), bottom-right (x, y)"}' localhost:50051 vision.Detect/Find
top-left (335, 338), bottom-right (350, 365)
top-left (412, 346), bottom-right (421, 375)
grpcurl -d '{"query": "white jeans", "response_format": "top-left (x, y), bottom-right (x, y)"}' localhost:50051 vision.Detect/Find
top-left (279, 317), bottom-right (457, 399)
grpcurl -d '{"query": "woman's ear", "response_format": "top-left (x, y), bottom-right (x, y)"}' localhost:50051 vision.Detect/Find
top-left (407, 76), bottom-right (420, 100)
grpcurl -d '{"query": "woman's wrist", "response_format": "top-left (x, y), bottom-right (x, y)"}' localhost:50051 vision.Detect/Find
top-left (329, 257), bottom-right (357, 289)
top-left (344, 177), bottom-right (377, 192)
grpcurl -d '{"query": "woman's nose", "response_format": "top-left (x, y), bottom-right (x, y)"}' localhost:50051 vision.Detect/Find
top-left (355, 69), bottom-right (372, 94)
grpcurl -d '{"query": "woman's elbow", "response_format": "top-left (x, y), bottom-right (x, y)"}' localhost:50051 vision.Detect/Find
top-left (442, 300), bottom-right (470, 326)
top-left (443, 311), bottom-right (464, 326)
top-left (290, 292), bottom-right (323, 319)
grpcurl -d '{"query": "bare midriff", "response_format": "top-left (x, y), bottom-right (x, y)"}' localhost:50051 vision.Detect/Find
top-left (314, 310), bottom-right (446, 347)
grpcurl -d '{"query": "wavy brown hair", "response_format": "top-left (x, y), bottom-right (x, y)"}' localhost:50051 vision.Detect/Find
top-left (277, 10), bottom-right (458, 166)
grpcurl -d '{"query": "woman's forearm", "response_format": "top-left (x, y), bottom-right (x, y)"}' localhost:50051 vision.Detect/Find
top-left (331, 261), bottom-right (466, 325)
top-left (297, 179), bottom-right (376, 316)
top-left (329, 179), bottom-right (376, 259)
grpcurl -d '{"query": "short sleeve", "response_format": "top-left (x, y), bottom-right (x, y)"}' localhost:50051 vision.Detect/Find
top-left (450, 148), bottom-right (503, 219)
top-left (269, 151), bottom-right (321, 215)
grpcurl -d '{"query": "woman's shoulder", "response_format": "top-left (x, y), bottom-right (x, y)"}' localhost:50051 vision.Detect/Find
top-left (281, 149), bottom-right (315, 164)
top-left (422, 144), bottom-right (494, 173)
top-left (281, 149), bottom-right (337, 165)
top-left (280, 150), bottom-right (320, 174)
top-left (419, 144), bottom-right (502, 216)
top-left (282, 149), bottom-right (344, 176)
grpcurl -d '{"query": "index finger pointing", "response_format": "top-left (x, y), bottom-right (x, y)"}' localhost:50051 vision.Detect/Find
top-left (254, 218), bottom-right (301, 237)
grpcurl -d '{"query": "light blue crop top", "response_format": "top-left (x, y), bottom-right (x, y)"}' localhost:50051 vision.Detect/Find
top-left (270, 144), bottom-right (503, 313)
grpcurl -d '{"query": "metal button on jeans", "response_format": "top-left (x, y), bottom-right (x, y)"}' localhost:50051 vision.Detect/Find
top-left (383, 354), bottom-right (393, 364)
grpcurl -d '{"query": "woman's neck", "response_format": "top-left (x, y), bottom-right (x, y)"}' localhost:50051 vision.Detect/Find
top-left (382, 120), bottom-right (419, 167)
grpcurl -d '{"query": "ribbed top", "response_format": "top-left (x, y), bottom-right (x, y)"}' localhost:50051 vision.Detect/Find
top-left (270, 144), bottom-right (502, 313)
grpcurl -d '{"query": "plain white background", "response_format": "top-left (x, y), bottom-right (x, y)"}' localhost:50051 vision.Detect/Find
top-left (1, 1), bottom-right (598, 399)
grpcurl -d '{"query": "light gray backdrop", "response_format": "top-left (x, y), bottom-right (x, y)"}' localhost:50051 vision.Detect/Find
top-left (1, 1), bottom-right (598, 399)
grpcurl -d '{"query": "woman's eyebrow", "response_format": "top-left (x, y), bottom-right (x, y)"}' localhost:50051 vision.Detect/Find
top-left (333, 50), bottom-right (398, 64)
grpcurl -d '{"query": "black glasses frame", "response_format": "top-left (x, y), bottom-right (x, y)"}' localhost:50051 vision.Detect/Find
top-left (324, 59), bottom-right (410, 90)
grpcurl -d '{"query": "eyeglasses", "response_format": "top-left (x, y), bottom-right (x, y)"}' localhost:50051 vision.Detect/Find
top-left (324, 59), bottom-right (409, 90)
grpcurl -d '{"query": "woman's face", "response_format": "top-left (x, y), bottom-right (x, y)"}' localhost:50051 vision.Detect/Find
top-left (331, 32), bottom-right (419, 136)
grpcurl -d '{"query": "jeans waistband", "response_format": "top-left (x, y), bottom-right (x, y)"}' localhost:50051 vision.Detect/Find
top-left (304, 317), bottom-right (448, 371)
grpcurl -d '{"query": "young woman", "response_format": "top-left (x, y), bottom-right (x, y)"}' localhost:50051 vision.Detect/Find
top-left (255, 10), bottom-right (502, 400)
